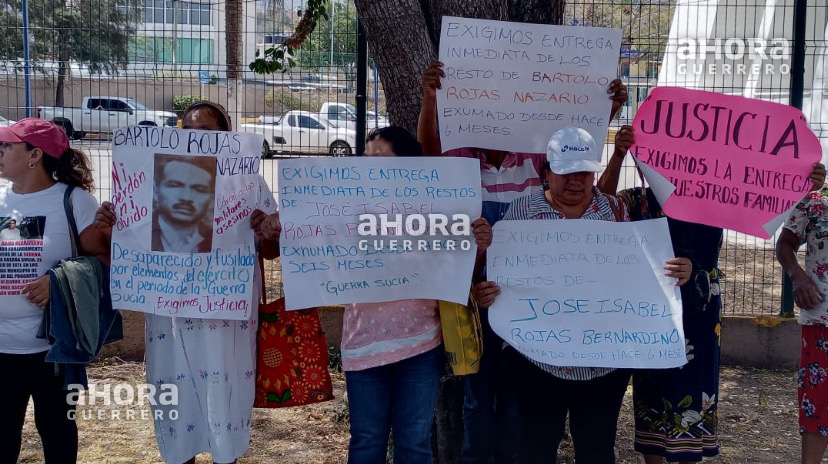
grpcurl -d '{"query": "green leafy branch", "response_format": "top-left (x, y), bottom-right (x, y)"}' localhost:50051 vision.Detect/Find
top-left (249, 0), bottom-right (329, 74)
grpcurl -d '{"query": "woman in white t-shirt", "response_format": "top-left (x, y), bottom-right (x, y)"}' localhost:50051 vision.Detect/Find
top-left (0, 118), bottom-right (101, 464)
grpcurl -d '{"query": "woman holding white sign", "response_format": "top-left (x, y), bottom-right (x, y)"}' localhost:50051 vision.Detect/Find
top-left (602, 126), bottom-right (825, 464)
top-left (339, 125), bottom-right (493, 464)
top-left (474, 126), bottom-right (692, 464)
top-left (419, 60), bottom-right (631, 464)
top-left (92, 101), bottom-right (281, 464)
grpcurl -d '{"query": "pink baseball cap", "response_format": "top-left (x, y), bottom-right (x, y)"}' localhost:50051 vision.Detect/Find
top-left (0, 118), bottom-right (70, 158)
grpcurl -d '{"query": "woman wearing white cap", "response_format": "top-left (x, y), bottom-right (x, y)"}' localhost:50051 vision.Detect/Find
top-left (473, 126), bottom-right (692, 464)
top-left (0, 118), bottom-right (104, 464)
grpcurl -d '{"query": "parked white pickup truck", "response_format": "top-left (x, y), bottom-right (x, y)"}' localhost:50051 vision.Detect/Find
top-left (242, 110), bottom-right (357, 157)
top-left (320, 102), bottom-right (389, 130)
top-left (37, 96), bottom-right (178, 139)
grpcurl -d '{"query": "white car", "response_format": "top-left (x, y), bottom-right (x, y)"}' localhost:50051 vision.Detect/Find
top-left (366, 111), bottom-right (389, 130)
top-left (0, 116), bottom-right (15, 127)
top-left (242, 110), bottom-right (357, 157)
top-left (321, 102), bottom-right (390, 130)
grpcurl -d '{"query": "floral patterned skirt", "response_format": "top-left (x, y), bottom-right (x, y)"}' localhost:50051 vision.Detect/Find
top-left (145, 313), bottom-right (257, 464)
top-left (799, 324), bottom-right (828, 436)
top-left (632, 298), bottom-right (722, 462)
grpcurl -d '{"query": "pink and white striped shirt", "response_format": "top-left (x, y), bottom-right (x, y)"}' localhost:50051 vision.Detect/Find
top-left (341, 299), bottom-right (442, 371)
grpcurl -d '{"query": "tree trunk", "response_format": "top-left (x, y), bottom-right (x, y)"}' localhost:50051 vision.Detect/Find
top-left (55, 60), bottom-right (68, 107)
top-left (431, 375), bottom-right (465, 464)
top-left (354, 0), bottom-right (435, 133)
top-left (508, 0), bottom-right (566, 25)
top-left (350, 3), bottom-right (566, 462)
top-left (225, 0), bottom-right (243, 129)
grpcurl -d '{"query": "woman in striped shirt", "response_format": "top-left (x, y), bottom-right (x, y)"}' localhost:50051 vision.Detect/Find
top-left (473, 127), bottom-right (692, 464)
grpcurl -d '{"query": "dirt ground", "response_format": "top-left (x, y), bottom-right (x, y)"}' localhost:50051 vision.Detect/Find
top-left (17, 360), bottom-right (805, 464)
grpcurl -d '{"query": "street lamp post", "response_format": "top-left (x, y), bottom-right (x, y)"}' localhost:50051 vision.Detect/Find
top-left (22, 0), bottom-right (32, 117)
top-left (329, 3), bottom-right (334, 69)
top-left (172, 0), bottom-right (178, 73)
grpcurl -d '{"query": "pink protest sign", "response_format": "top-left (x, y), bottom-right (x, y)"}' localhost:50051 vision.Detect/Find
top-left (631, 87), bottom-right (821, 238)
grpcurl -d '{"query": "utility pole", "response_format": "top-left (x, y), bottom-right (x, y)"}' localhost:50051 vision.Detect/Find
top-left (22, 0), bottom-right (32, 117)
top-left (171, 0), bottom-right (179, 73)
top-left (329, 3), bottom-right (335, 69)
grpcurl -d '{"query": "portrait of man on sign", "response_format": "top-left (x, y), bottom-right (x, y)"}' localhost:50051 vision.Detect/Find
top-left (151, 153), bottom-right (216, 253)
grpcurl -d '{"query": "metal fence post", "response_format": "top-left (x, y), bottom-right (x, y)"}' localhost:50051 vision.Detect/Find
top-left (355, 19), bottom-right (367, 156)
top-left (781, 0), bottom-right (808, 317)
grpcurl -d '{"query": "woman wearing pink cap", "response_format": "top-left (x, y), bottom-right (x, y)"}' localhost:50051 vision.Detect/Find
top-left (0, 118), bottom-right (103, 464)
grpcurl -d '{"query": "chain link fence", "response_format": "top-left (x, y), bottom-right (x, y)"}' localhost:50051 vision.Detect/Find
top-left (0, 0), bottom-right (822, 316)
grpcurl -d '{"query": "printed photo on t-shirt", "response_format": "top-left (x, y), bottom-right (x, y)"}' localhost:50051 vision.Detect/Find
top-left (0, 216), bottom-right (45, 295)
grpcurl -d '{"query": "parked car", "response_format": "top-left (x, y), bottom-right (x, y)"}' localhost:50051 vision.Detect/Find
top-left (320, 102), bottom-right (389, 130)
top-left (241, 110), bottom-right (357, 157)
top-left (366, 111), bottom-right (390, 129)
top-left (37, 96), bottom-right (178, 139)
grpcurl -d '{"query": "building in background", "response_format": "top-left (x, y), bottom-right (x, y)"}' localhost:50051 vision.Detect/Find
top-left (126, 0), bottom-right (298, 79)
top-left (658, 0), bottom-right (828, 154)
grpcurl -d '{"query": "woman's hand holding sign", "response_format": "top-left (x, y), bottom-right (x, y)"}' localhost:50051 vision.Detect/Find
top-left (93, 201), bottom-right (116, 232)
top-left (809, 163), bottom-right (826, 191)
top-left (608, 78), bottom-right (628, 121)
top-left (251, 209), bottom-right (281, 260)
top-left (664, 257), bottom-right (692, 286)
top-left (472, 218), bottom-right (492, 254)
top-left (472, 281), bottom-right (500, 309)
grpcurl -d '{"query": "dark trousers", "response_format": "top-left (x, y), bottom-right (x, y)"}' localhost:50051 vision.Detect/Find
top-left (0, 351), bottom-right (77, 464)
top-left (506, 348), bottom-right (631, 464)
top-left (461, 308), bottom-right (521, 464)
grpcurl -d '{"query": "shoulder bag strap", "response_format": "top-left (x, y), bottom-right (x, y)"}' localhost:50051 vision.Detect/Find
top-left (258, 254), bottom-right (267, 304)
top-left (63, 185), bottom-right (82, 257)
top-left (606, 194), bottom-right (625, 222)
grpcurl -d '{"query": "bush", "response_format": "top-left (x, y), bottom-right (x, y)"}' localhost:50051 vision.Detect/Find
top-left (171, 95), bottom-right (206, 116)
top-left (264, 89), bottom-right (325, 113)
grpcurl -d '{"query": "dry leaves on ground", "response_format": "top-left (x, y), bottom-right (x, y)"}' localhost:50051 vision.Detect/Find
top-left (18, 360), bottom-right (803, 463)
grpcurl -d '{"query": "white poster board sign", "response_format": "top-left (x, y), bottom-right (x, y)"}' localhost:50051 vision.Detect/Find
top-left (110, 126), bottom-right (274, 320)
top-left (278, 157), bottom-right (482, 309)
top-left (488, 218), bottom-right (686, 368)
top-left (437, 16), bottom-right (622, 154)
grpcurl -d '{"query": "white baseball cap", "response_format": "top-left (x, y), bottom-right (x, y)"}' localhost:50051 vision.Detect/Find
top-left (546, 127), bottom-right (601, 175)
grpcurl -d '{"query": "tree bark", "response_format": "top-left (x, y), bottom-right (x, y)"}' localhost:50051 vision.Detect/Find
top-left (55, 60), bottom-right (67, 107)
top-left (508, 0), bottom-right (566, 25)
top-left (354, 0), bottom-right (435, 133)
top-left (226, 0), bottom-right (243, 129)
